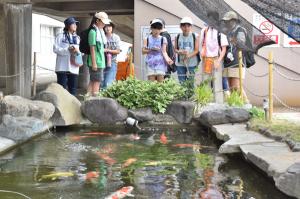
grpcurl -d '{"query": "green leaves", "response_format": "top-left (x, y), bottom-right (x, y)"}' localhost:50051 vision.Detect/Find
top-left (100, 78), bottom-right (185, 113)
top-left (193, 80), bottom-right (213, 108)
top-left (226, 90), bottom-right (245, 107)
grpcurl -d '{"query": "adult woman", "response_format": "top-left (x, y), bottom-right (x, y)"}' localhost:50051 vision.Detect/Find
top-left (102, 20), bottom-right (121, 89)
top-left (53, 17), bottom-right (81, 95)
top-left (87, 12), bottom-right (110, 96)
top-left (142, 18), bottom-right (173, 82)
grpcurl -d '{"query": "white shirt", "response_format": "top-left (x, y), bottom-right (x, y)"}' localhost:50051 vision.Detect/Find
top-left (200, 27), bottom-right (229, 57)
top-left (53, 32), bottom-right (81, 74)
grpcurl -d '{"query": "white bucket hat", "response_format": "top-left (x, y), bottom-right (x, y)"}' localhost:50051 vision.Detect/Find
top-left (95, 12), bottom-right (110, 24)
top-left (180, 17), bottom-right (193, 25)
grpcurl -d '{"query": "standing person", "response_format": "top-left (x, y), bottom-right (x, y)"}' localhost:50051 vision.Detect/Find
top-left (87, 12), bottom-right (110, 96)
top-left (102, 20), bottom-right (121, 89)
top-left (175, 17), bottom-right (200, 84)
top-left (222, 11), bottom-right (249, 102)
top-left (199, 11), bottom-right (229, 102)
top-left (142, 18), bottom-right (173, 82)
top-left (53, 17), bottom-right (81, 95)
top-left (157, 18), bottom-right (176, 79)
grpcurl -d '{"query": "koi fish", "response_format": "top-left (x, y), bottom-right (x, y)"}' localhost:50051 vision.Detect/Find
top-left (38, 172), bottom-right (74, 181)
top-left (84, 132), bottom-right (113, 136)
top-left (96, 152), bottom-right (116, 165)
top-left (160, 133), bottom-right (168, 144)
top-left (101, 144), bottom-right (117, 154)
top-left (104, 186), bottom-right (134, 199)
top-left (69, 135), bottom-right (96, 141)
top-left (200, 185), bottom-right (224, 199)
top-left (84, 171), bottom-right (99, 181)
top-left (122, 158), bottom-right (137, 168)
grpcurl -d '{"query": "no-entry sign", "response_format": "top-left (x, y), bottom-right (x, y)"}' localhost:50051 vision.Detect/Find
top-left (253, 13), bottom-right (280, 47)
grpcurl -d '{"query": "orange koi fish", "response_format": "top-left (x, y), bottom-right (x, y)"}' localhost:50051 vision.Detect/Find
top-left (69, 135), bottom-right (96, 141)
top-left (104, 186), bottom-right (134, 199)
top-left (84, 132), bottom-right (113, 136)
top-left (101, 144), bottom-right (117, 154)
top-left (122, 158), bottom-right (137, 168)
top-left (84, 171), bottom-right (99, 181)
top-left (96, 152), bottom-right (116, 165)
top-left (160, 133), bottom-right (168, 144)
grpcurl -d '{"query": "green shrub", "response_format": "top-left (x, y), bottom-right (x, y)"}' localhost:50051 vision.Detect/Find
top-left (248, 106), bottom-right (265, 120)
top-left (226, 90), bottom-right (245, 107)
top-left (193, 79), bottom-right (213, 108)
top-left (100, 78), bottom-right (186, 113)
top-left (181, 78), bottom-right (194, 100)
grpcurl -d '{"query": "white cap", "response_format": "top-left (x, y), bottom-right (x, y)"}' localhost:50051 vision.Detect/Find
top-left (95, 12), bottom-right (110, 24)
top-left (180, 17), bottom-right (193, 25)
top-left (150, 18), bottom-right (164, 26)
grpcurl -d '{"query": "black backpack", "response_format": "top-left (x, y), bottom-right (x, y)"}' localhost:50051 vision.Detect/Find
top-left (224, 27), bottom-right (256, 68)
top-left (176, 32), bottom-right (201, 64)
top-left (160, 31), bottom-right (176, 72)
top-left (79, 26), bottom-right (96, 55)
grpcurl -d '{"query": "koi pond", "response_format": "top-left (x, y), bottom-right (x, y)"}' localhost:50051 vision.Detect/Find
top-left (0, 126), bottom-right (292, 199)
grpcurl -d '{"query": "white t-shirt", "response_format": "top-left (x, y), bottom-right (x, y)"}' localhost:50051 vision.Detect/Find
top-left (200, 27), bottom-right (228, 57)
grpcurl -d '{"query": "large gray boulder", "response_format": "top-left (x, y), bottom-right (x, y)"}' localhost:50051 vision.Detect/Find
top-left (81, 97), bottom-right (128, 124)
top-left (165, 101), bottom-right (195, 124)
top-left (276, 162), bottom-right (300, 199)
top-left (128, 108), bottom-right (154, 122)
top-left (35, 83), bottom-right (82, 126)
top-left (0, 95), bottom-right (55, 121)
top-left (196, 107), bottom-right (250, 127)
top-left (0, 115), bottom-right (49, 143)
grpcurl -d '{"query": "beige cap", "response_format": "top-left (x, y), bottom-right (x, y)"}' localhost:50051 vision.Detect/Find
top-left (95, 12), bottom-right (110, 24)
top-left (180, 17), bottom-right (193, 25)
top-left (222, 11), bottom-right (238, 21)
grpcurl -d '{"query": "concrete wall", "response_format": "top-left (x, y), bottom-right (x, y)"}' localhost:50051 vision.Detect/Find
top-left (0, 4), bottom-right (6, 91)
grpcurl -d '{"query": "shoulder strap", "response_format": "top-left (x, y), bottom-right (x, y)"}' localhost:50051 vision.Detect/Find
top-left (147, 36), bottom-right (149, 48)
top-left (161, 36), bottom-right (163, 47)
top-left (64, 31), bottom-right (71, 44)
top-left (176, 33), bottom-right (180, 50)
top-left (217, 31), bottom-right (221, 47)
top-left (192, 32), bottom-right (196, 48)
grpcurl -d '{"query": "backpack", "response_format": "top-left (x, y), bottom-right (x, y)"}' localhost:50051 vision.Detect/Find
top-left (224, 27), bottom-right (255, 68)
top-left (79, 26), bottom-right (96, 55)
top-left (160, 31), bottom-right (176, 72)
top-left (176, 32), bottom-right (201, 64)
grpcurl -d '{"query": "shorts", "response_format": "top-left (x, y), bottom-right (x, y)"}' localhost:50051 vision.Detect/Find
top-left (89, 67), bottom-right (104, 82)
top-left (223, 67), bottom-right (245, 79)
top-left (147, 67), bottom-right (165, 76)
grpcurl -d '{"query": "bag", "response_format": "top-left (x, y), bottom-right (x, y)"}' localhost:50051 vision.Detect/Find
top-left (71, 53), bottom-right (83, 67)
top-left (160, 31), bottom-right (177, 72)
top-left (176, 32), bottom-right (201, 64)
top-left (224, 27), bottom-right (256, 68)
top-left (79, 27), bottom-right (96, 55)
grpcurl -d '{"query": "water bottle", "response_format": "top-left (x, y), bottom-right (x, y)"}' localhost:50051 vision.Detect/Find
top-left (106, 53), bottom-right (112, 67)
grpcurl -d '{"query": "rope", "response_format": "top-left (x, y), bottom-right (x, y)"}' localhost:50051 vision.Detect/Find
top-left (273, 94), bottom-right (300, 112)
top-left (244, 85), bottom-right (268, 98)
top-left (246, 69), bottom-right (269, 78)
top-left (273, 66), bottom-right (300, 81)
top-left (0, 67), bottom-right (32, 79)
top-left (0, 190), bottom-right (31, 199)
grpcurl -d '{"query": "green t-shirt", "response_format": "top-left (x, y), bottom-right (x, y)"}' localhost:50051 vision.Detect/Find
top-left (87, 29), bottom-right (105, 68)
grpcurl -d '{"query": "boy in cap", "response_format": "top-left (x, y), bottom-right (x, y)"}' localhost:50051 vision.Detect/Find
top-left (175, 17), bottom-right (200, 84)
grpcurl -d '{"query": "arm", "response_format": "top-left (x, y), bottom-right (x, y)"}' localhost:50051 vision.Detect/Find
top-left (174, 35), bottom-right (183, 55)
top-left (187, 34), bottom-right (200, 59)
top-left (162, 42), bottom-right (173, 65)
top-left (142, 38), bottom-right (150, 55)
top-left (105, 35), bottom-right (121, 55)
top-left (53, 33), bottom-right (70, 56)
top-left (88, 30), bottom-right (98, 71)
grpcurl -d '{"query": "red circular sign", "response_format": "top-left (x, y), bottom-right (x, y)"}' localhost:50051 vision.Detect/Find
top-left (259, 21), bottom-right (273, 34)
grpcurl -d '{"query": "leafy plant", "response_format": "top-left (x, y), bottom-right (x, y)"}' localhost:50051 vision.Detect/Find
top-left (181, 78), bottom-right (194, 100)
top-left (226, 90), bottom-right (245, 107)
top-left (193, 79), bottom-right (213, 109)
top-left (100, 77), bottom-right (185, 113)
top-left (248, 106), bottom-right (265, 120)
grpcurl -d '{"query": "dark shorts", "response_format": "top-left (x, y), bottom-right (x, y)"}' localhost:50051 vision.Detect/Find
top-left (89, 67), bottom-right (104, 82)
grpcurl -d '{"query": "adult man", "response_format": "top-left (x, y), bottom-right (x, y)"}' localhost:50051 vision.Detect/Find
top-left (175, 17), bottom-right (200, 84)
top-left (199, 11), bottom-right (229, 102)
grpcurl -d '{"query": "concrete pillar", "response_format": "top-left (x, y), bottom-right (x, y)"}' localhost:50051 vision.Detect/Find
top-left (77, 17), bottom-right (91, 90)
top-left (1, 3), bottom-right (32, 97)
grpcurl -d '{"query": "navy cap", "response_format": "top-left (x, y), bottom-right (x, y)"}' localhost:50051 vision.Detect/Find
top-left (64, 17), bottom-right (79, 26)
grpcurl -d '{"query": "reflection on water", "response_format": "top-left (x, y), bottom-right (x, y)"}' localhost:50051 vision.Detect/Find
top-left (0, 126), bottom-right (292, 199)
